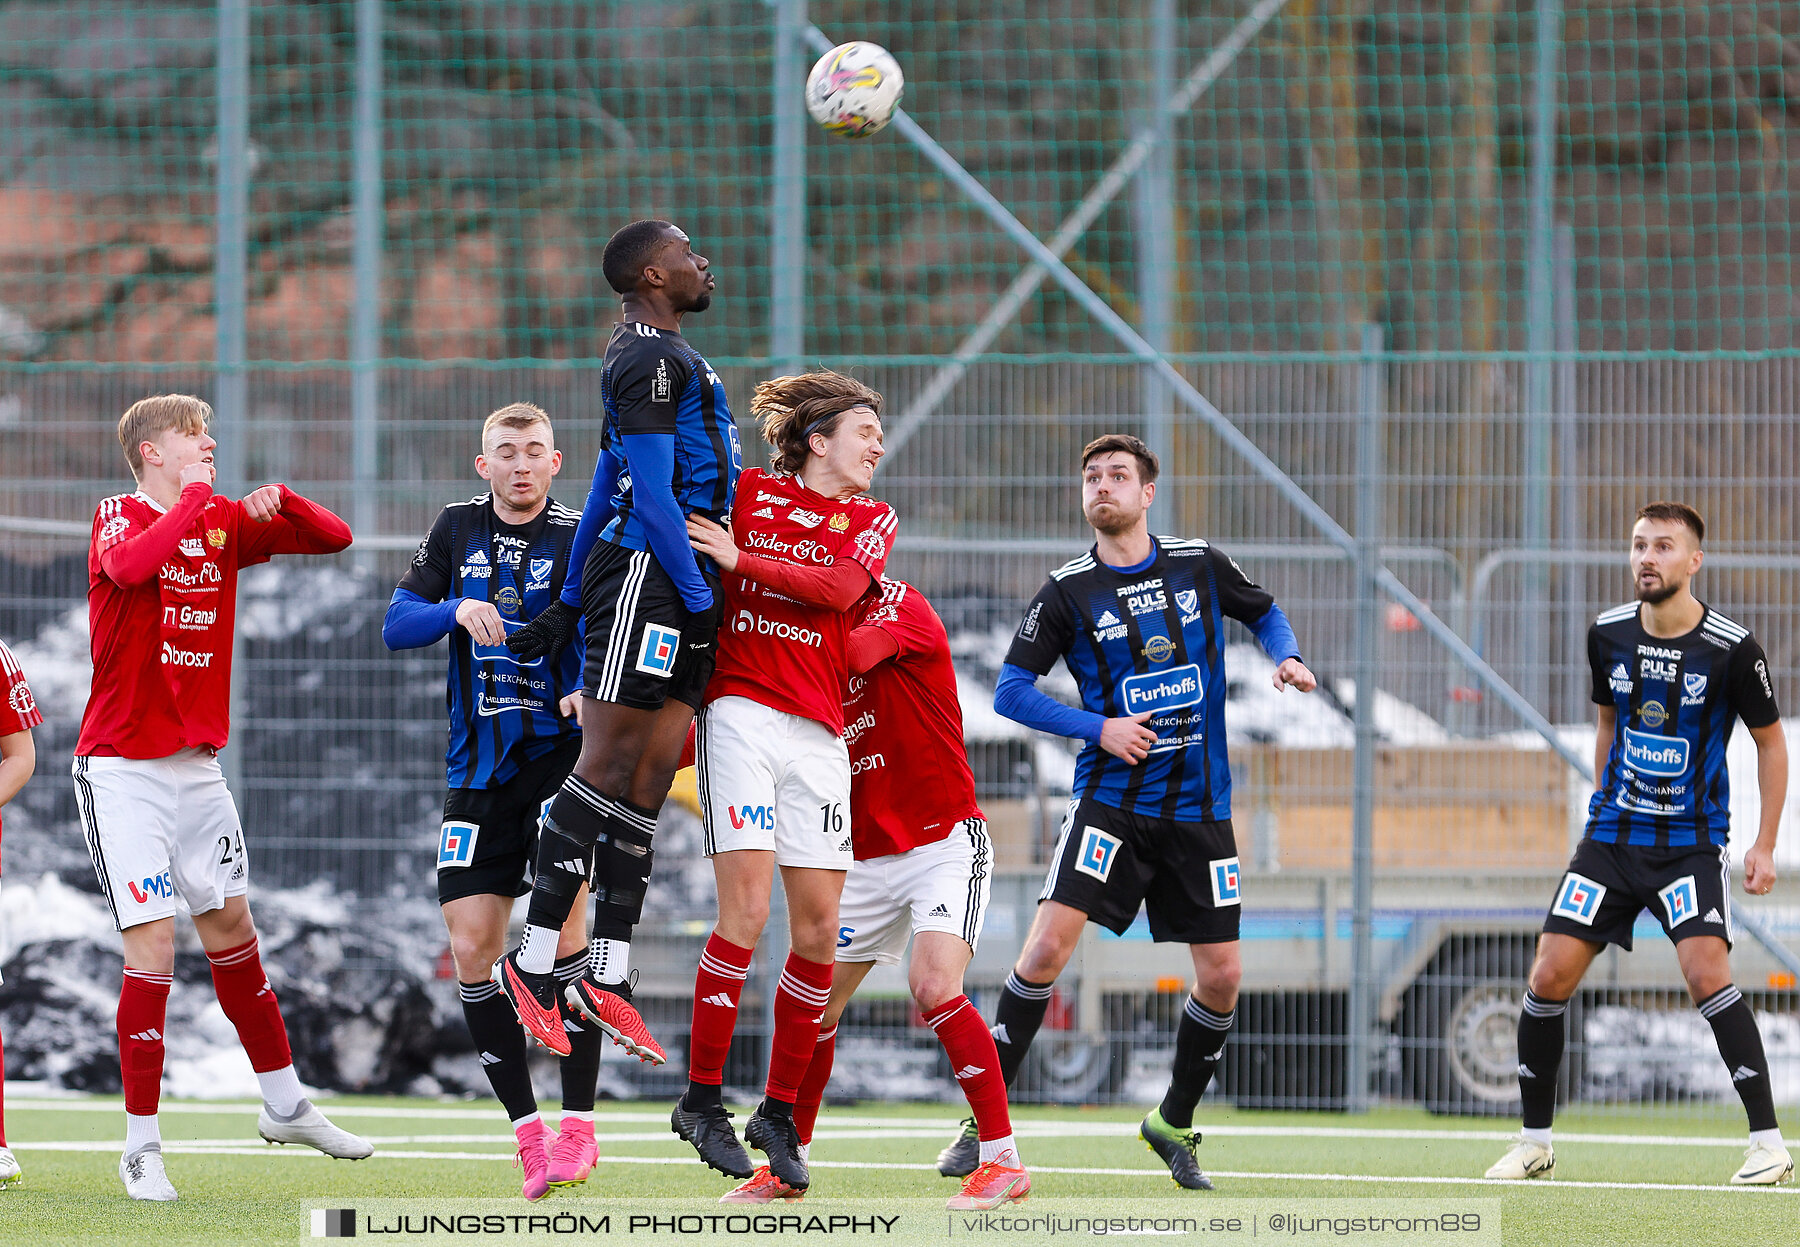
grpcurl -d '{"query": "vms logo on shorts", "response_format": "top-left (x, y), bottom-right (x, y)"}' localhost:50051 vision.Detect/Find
top-left (439, 821), bottom-right (479, 869)
top-left (636, 624), bottom-right (680, 678)
top-left (1210, 857), bottom-right (1242, 906)
top-left (728, 805), bottom-right (776, 832)
top-left (1622, 727), bottom-right (1689, 778)
top-left (1659, 875), bottom-right (1699, 928)
top-left (1552, 872), bottom-right (1606, 925)
top-left (127, 870), bottom-right (173, 905)
top-left (1075, 827), bottom-right (1121, 882)
top-left (1119, 664), bottom-right (1203, 716)
top-left (837, 925), bottom-right (855, 949)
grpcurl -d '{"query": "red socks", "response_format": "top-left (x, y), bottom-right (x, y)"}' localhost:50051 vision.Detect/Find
top-left (792, 1024), bottom-right (838, 1145)
top-left (206, 938), bottom-right (292, 1072)
top-left (926, 995), bottom-right (1013, 1142)
top-left (686, 933), bottom-right (754, 1086)
top-left (765, 954), bottom-right (833, 1103)
top-left (118, 967), bottom-right (172, 1116)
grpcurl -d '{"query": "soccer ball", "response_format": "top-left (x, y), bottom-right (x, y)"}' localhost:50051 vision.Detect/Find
top-left (805, 42), bottom-right (904, 139)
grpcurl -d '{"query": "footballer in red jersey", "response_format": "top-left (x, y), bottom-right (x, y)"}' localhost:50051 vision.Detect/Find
top-left (0, 637), bottom-right (43, 1188)
top-left (722, 579), bottom-right (1027, 1210)
top-left (71, 394), bottom-right (370, 1201)
top-left (673, 371), bottom-right (894, 1194)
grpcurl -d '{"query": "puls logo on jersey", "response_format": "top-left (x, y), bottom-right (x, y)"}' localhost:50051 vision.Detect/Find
top-left (494, 535), bottom-right (527, 566)
top-left (1622, 727), bottom-right (1690, 778)
top-left (1120, 664), bottom-right (1203, 716)
top-left (1640, 657), bottom-right (1678, 682)
top-left (1124, 589), bottom-right (1168, 617)
top-left (790, 509), bottom-right (823, 528)
top-left (1609, 663), bottom-right (1633, 694)
top-left (1681, 672), bottom-right (1708, 705)
top-left (179, 537), bottom-right (206, 558)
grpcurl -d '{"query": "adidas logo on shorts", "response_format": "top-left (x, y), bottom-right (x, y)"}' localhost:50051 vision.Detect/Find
top-left (1704, 908), bottom-right (1724, 924)
top-left (928, 903), bottom-right (951, 918)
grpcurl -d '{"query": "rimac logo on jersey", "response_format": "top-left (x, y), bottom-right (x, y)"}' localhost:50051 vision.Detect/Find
top-left (1659, 875), bottom-right (1699, 928)
top-left (1210, 857), bottom-right (1242, 906)
top-left (1553, 872), bottom-right (1606, 925)
top-left (636, 624), bottom-right (680, 678)
top-left (1120, 664), bottom-right (1203, 716)
top-left (1622, 727), bottom-right (1690, 778)
top-left (1681, 672), bottom-right (1708, 705)
top-left (1075, 827), bottom-right (1121, 882)
top-left (438, 820), bottom-right (479, 868)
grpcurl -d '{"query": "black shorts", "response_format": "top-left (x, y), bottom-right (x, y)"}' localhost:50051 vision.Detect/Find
top-left (436, 739), bottom-right (581, 905)
top-left (580, 539), bottom-right (721, 711)
top-left (1040, 798), bottom-right (1241, 944)
top-left (1540, 837), bottom-right (1734, 951)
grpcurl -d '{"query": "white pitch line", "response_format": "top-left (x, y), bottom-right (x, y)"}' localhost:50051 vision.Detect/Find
top-left (10, 1139), bottom-right (1792, 1195)
top-left (8, 1100), bottom-right (1767, 1150)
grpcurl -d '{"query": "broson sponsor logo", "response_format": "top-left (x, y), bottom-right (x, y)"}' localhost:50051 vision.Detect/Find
top-left (733, 610), bottom-right (822, 647)
top-left (160, 642), bottom-right (214, 668)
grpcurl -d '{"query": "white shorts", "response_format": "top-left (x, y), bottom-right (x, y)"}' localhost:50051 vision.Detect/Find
top-left (697, 695), bottom-right (852, 869)
top-left (72, 748), bottom-right (249, 931)
top-left (836, 818), bottom-right (992, 965)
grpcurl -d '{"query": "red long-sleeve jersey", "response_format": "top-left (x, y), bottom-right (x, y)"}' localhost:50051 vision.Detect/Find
top-left (75, 483), bottom-right (352, 758)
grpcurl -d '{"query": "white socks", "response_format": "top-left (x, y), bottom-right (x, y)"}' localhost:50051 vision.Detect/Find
top-left (979, 1135), bottom-right (1020, 1165)
top-left (1521, 1127), bottom-right (1552, 1147)
top-left (125, 1111), bottom-right (161, 1153)
top-left (590, 937), bottom-right (631, 984)
top-left (257, 1065), bottom-right (306, 1117)
top-left (1750, 1128), bottom-right (1784, 1149)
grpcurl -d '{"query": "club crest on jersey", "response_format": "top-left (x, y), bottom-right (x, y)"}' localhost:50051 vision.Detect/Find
top-left (1659, 875), bottom-right (1699, 928)
top-left (854, 529), bottom-right (888, 561)
top-left (528, 557), bottom-right (553, 583)
top-left (1176, 589), bottom-right (1201, 624)
top-left (790, 509), bottom-right (822, 528)
top-left (1210, 857), bottom-right (1242, 906)
top-left (829, 512), bottom-right (850, 532)
top-left (1075, 827), bottom-right (1121, 882)
top-left (438, 820), bottom-right (479, 868)
top-left (9, 681), bottom-right (36, 719)
top-left (1143, 635), bottom-right (1176, 663)
top-left (1681, 672), bottom-right (1708, 705)
top-left (1553, 872), bottom-right (1606, 925)
top-left (636, 623), bottom-right (680, 677)
top-left (206, 527), bottom-right (227, 549)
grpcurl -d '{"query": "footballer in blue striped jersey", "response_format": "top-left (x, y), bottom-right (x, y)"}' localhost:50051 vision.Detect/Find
top-left (1488, 501), bottom-right (1791, 1187)
top-left (957, 434), bottom-right (1315, 1190)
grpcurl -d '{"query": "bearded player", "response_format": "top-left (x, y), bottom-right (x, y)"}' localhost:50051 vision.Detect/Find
top-left (674, 370), bottom-right (896, 1194)
top-left (721, 578), bottom-right (1027, 1211)
top-left (73, 394), bottom-right (370, 1202)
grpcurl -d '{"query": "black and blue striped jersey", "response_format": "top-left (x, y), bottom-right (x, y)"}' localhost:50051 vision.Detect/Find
top-left (598, 321), bottom-right (740, 548)
top-left (1004, 537), bottom-right (1296, 823)
top-left (397, 495), bottom-right (584, 789)
top-left (1586, 601), bottom-right (1780, 848)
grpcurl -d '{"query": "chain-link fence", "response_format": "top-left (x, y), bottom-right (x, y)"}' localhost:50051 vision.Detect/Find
top-left (3, 1), bottom-right (1799, 1118)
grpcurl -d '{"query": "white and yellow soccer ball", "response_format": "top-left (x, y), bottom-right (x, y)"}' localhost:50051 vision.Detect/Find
top-left (805, 41), bottom-right (904, 139)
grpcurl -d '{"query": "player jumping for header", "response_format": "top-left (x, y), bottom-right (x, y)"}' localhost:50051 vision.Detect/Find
top-left (937, 434), bottom-right (1316, 1190)
top-left (497, 221), bottom-right (741, 1064)
top-left (73, 394), bottom-right (371, 1202)
top-left (1486, 502), bottom-right (1791, 1187)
